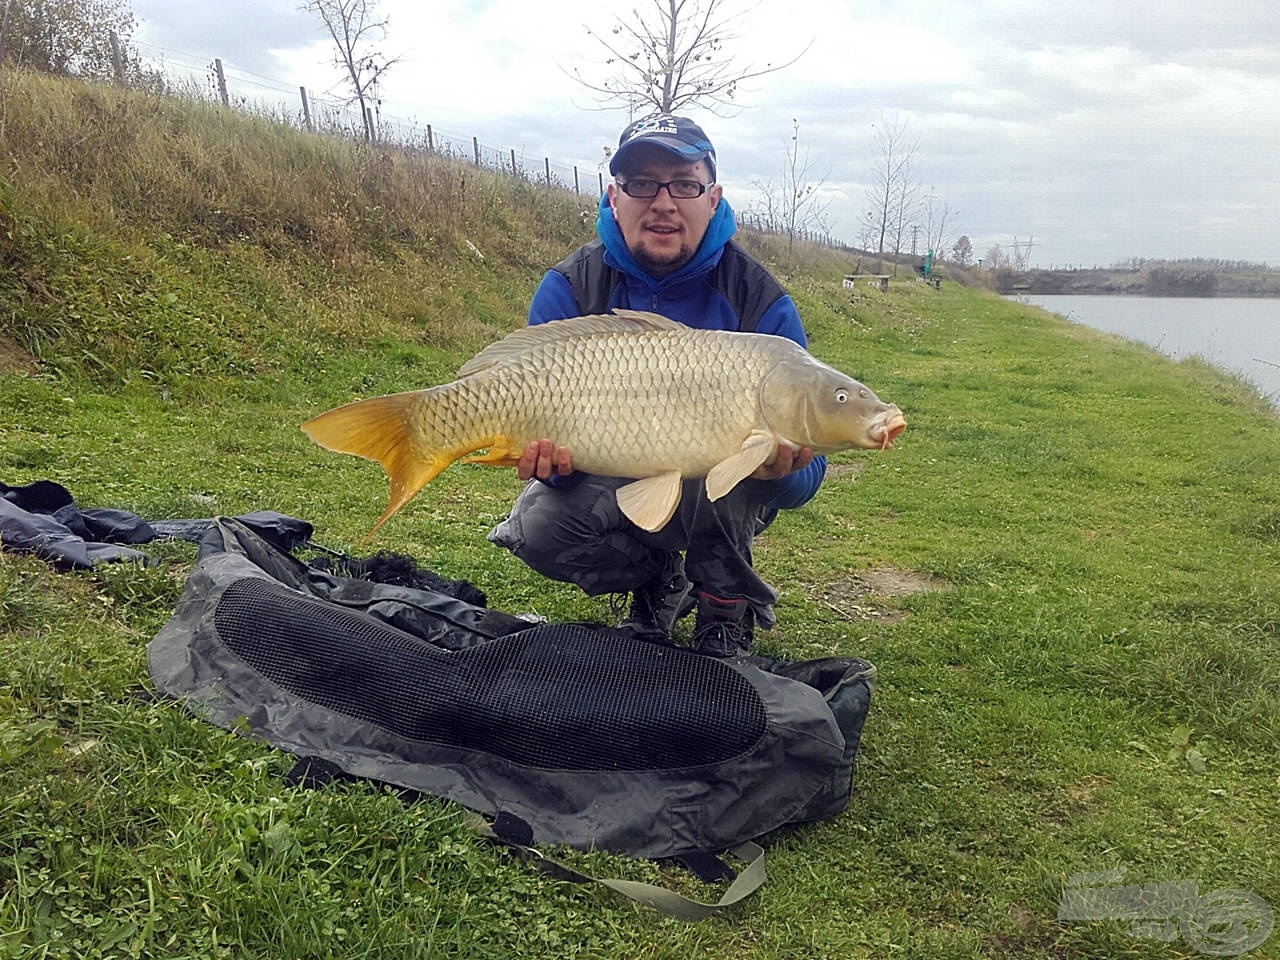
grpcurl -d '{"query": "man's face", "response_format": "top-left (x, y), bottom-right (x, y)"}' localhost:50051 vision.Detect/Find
top-left (607, 146), bottom-right (723, 277)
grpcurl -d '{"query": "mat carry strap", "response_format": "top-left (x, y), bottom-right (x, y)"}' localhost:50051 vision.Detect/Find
top-left (478, 818), bottom-right (766, 920)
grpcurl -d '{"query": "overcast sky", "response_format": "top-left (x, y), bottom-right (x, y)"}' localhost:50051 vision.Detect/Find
top-left (130, 0), bottom-right (1280, 269)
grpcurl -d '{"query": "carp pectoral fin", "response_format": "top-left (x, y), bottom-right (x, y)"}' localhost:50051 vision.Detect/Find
top-left (302, 392), bottom-right (454, 535)
top-left (462, 436), bottom-right (523, 468)
top-left (705, 432), bottom-right (776, 501)
top-left (616, 471), bottom-right (683, 533)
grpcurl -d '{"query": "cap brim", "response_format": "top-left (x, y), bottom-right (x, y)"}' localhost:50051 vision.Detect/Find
top-left (610, 138), bottom-right (713, 175)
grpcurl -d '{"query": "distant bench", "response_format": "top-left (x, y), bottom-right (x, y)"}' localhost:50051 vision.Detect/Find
top-left (843, 274), bottom-right (890, 292)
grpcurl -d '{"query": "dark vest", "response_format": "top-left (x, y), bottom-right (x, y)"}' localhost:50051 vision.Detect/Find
top-left (552, 239), bottom-right (787, 333)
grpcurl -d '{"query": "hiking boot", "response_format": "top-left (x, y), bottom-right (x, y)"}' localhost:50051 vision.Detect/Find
top-left (691, 591), bottom-right (755, 657)
top-left (619, 552), bottom-right (693, 638)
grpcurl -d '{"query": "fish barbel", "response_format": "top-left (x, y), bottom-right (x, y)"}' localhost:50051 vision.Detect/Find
top-left (302, 310), bottom-right (906, 534)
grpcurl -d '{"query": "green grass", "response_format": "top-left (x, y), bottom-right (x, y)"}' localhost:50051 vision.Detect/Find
top-left (3, 70), bottom-right (1280, 959)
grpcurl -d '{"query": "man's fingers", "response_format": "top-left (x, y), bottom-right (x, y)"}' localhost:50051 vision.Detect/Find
top-left (517, 439), bottom-right (572, 481)
top-left (517, 439), bottom-right (547, 481)
top-left (751, 445), bottom-right (813, 480)
top-left (554, 445), bottom-right (574, 476)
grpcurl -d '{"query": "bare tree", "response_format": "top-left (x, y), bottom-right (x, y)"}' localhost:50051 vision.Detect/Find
top-left (748, 119), bottom-right (829, 252)
top-left (920, 189), bottom-right (955, 265)
top-left (745, 174), bottom-right (783, 233)
top-left (855, 216), bottom-right (880, 255)
top-left (950, 235), bottom-right (974, 267)
top-left (779, 119), bottom-right (829, 251)
top-left (571, 0), bottom-right (808, 115)
top-left (983, 244), bottom-right (1009, 270)
top-left (863, 114), bottom-right (920, 257)
top-left (888, 163), bottom-right (919, 260)
top-left (301, 0), bottom-right (400, 140)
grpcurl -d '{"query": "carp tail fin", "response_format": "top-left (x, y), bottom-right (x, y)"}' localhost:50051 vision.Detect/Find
top-left (302, 392), bottom-right (453, 535)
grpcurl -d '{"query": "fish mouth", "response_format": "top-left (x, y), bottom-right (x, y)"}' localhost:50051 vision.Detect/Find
top-left (871, 406), bottom-right (907, 450)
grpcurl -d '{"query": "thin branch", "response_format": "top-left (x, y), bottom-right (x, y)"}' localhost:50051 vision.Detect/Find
top-left (568, 0), bottom-right (809, 115)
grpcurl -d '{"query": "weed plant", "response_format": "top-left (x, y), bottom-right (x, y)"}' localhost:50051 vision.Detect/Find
top-left (2, 69), bottom-right (1279, 959)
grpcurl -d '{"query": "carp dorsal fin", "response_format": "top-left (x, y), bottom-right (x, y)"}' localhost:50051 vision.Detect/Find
top-left (458, 311), bottom-right (681, 377)
top-left (705, 431), bottom-right (776, 501)
top-left (616, 470), bottom-right (684, 533)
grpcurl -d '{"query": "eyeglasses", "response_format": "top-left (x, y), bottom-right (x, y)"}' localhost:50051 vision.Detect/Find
top-left (615, 178), bottom-right (709, 199)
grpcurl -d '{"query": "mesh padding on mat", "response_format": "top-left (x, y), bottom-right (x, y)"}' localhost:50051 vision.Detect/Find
top-left (214, 577), bottom-right (767, 771)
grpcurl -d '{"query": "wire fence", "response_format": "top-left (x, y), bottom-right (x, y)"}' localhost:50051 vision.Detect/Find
top-left (131, 38), bottom-right (610, 198)
top-left (114, 36), bottom-right (847, 247)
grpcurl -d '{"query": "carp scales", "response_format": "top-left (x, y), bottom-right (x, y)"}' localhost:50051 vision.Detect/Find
top-left (302, 310), bottom-right (906, 534)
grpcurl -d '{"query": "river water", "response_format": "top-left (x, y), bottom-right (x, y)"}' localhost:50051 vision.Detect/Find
top-left (1017, 295), bottom-right (1280, 408)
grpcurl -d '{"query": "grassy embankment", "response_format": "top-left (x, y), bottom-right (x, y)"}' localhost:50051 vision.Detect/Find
top-left (2, 70), bottom-right (1279, 959)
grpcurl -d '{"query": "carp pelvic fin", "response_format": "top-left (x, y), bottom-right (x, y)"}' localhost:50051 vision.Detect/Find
top-left (301, 393), bottom-right (453, 535)
top-left (616, 471), bottom-right (683, 533)
top-left (705, 431), bottom-right (777, 501)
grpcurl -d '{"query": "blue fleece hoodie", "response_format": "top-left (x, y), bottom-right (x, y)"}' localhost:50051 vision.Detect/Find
top-left (527, 193), bottom-right (826, 510)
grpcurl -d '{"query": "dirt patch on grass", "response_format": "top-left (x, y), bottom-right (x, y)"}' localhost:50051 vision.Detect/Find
top-left (0, 332), bottom-right (37, 376)
top-left (813, 567), bottom-right (948, 623)
top-left (824, 461), bottom-right (865, 479)
top-left (859, 567), bottom-right (947, 597)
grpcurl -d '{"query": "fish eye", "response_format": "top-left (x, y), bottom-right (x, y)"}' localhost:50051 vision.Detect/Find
top-left (835, 388), bottom-right (849, 403)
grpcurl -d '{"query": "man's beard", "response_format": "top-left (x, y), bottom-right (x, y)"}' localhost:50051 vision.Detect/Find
top-left (631, 238), bottom-right (695, 277)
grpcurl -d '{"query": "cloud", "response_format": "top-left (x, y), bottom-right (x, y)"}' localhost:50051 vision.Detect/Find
top-left (129, 0), bottom-right (1280, 266)
top-left (132, 0), bottom-right (321, 78)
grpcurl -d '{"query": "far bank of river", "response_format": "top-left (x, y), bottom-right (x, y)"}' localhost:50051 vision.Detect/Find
top-left (1016, 295), bottom-right (1280, 409)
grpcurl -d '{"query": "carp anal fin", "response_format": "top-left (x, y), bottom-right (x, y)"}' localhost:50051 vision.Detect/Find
top-left (302, 392), bottom-right (454, 534)
top-left (616, 471), bottom-right (683, 533)
top-left (462, 435), bottom-right (524, 467)
top-left (705, 432), bottom-right (776, 501)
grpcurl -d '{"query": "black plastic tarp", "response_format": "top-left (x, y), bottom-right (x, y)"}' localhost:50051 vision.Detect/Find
top-left (0, 478), bottom-right (312, 568)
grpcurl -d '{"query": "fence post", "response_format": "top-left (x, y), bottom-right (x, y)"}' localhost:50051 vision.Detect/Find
top-left (213, 58), bottom-right (229, 106)
top-left (511, 148), bottom-right (517, 176)
top-left (108, 30), bottom-right (124, 84)
top-left (299, 86), bottom-right (313, 131)
top-left (473, 136), bottom-right (480, 166)
top-left (426, 124), bottom-right (433, 151)
top-left (574, 166), bottom-right (580, 194)
top-left (544, 157), bottom-right (550, 184)
top-left (598, 171), bottom-right (604, 195)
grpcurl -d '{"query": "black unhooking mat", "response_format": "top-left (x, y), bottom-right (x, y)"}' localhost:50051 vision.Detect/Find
top-left (148, 517), bottom-right (875, 860)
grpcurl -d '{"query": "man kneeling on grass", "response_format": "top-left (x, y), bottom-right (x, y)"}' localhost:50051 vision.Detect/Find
top-left (488, 114), bottom-right (826, 657)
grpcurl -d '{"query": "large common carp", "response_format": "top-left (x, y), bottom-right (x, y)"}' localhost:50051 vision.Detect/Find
top-left (303, 310), bottom-right (905, 534)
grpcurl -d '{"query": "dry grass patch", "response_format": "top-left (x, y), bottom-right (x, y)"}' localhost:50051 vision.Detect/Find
top-left (0, 333), bottom-right (36, 375)
top-left (812, 566), bottom-right (948, 622)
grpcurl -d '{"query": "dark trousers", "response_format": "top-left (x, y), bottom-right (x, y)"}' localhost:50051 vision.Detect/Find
top-left (488, 475), bottom-right (780, 628)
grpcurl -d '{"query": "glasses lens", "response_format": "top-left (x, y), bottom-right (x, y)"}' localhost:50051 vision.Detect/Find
top-left (621, 179), bottom-right (660, 198)
top-left (668, 180), bottom-right (706, 198)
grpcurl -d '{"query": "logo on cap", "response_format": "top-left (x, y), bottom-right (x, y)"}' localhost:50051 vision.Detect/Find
top-left (623, 115), bottom-right (681, 143)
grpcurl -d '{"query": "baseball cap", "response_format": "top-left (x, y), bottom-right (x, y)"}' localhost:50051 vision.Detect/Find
top-left (610, 114), bottom-right (717, 181)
